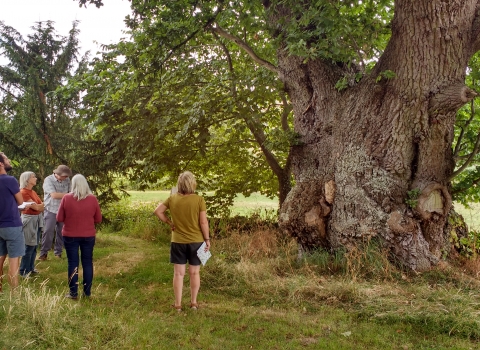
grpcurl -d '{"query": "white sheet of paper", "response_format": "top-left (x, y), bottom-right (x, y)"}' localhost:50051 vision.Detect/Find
top-left (196, 242), bottom-right (212, 266)
top-left (18, 202), bottom-right (35, 209)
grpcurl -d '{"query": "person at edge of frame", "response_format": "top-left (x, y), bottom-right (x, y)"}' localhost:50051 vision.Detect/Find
top-left (0, 152), bottom-right (27, 292)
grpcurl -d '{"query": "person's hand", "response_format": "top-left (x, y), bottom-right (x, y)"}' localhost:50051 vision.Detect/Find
top-left (204, 239), bottom-right (211, 251)
top-left (170, 224), bottom-right (175, 231)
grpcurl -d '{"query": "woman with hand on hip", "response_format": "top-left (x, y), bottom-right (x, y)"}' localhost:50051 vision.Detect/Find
top-left (154, 171), bottom-right (210, 311)
top-left (57, 174), bottom-right (102, 299)
top-left (19, 171), bottom-right (44, 276)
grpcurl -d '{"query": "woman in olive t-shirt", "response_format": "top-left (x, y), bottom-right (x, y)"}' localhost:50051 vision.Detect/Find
top-left (154, 171), bottom-right (211, 311)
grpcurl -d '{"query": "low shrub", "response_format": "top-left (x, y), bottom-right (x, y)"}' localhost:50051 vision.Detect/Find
top-left (100, 200), bottom-right (170, 243)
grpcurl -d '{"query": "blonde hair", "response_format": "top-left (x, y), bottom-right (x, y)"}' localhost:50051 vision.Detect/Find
top-left (19, 171), bottom-right (35, 189)
top-left (176, 171), bottom-right (197, 194)
top-left (71, 174), bottom-right (92, 200)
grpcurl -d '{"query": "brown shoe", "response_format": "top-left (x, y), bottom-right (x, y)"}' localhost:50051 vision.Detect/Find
top-left (172, 304), bottom-right (182, 312)
top-left (37, 255), bottom-right (47, 261)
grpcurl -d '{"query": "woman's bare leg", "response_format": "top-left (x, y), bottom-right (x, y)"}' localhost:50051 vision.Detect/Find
top-left (189, 265), bottom-right (201, 306)
top-left (173, 264), bottom-right (186, 307)
top-left (8, 257), bottom-right (20, 290)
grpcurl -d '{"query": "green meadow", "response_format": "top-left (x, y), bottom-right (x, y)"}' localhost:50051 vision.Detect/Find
top-left (0, 192), bottom-right (479, 349)
top-left (127, 190), bottom-right (279, 216)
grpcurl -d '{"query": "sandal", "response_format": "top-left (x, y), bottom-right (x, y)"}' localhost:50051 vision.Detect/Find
top-left (190, 303), bottom-right (198, 310)
top-left (172, 304), bottom-right (182, 312)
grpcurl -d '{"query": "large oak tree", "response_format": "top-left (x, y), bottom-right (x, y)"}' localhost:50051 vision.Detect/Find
top-left (272, 0), bottom-right (480, 270)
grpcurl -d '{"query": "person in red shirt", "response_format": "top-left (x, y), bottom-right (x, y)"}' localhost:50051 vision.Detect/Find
top-left (19, 171), bottom-right (44, 276)
top-left (57, 174), bottom-right (102, 299)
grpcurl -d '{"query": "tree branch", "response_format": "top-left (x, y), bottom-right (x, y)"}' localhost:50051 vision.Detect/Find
top-left (160, 7), bottom-right (223, 68)
top-left (212, 31), bottom-right (237, 98)
top-left (280, 92), bottom-right (291, 132)
top-left (452, 174), bottom-right (480, 195)
top-left (210, 25), bottom-right (279, 75)
top-left (0, 85), bottom-right (22, 102)
top-left (242, 111), bottom-right (284, 178)
top-left (428, 83), bottom-right (477, 115)
top-left (450, 130), bottom-right (480, 181)
top-left (453, 99), bottom-right (475, 157)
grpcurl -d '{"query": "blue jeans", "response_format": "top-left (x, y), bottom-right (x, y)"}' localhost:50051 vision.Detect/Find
top-left (19, 244), bottom-right (37, 275)
top-left (64, 236), bottom-right (96, 297)
top-left (20, 226), bottom-right (42, 274)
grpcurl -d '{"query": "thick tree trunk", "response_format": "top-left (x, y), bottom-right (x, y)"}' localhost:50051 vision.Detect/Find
top-left (277, 0), bottom-right (479, 270)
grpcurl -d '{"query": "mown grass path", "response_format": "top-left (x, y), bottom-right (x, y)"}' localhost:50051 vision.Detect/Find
top-left (1, 233), bottom-right (479, 349)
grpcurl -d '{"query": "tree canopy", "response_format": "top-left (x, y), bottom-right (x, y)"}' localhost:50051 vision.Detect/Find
top-left (75, 0), bottom-right (480, 204)
top-left (0, 21), bottom-right (120, 201)
top-left (0, 21), bottom-right (87, 176)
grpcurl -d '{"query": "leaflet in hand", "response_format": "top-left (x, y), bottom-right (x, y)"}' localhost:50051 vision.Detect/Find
top-left (18, 202), bottom-right (35, 209)
top-left (196, 242), bottom-right (212, 266)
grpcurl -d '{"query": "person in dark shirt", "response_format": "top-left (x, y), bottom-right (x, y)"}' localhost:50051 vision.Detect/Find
top-left (0, 152), bottom-right (26, 292)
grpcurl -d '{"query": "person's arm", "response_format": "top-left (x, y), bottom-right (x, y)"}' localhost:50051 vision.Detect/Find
top-left (199, 211), bottom-right (210, 251)
top-left (29, 202), bottom-right (44, 212)
top-left (50, 192), bottom-right (67, 199)
top-left (21, 192), bottom-right (44, 212)
top-left (43, 176), bottom-right (67, 199)
top-left (14, 192), bottom-right (23, 205)
top-left (56, 196), bottom-right (66, 222)
top-left (154, 203), bottom-right (175, 231)
top-left (94, 198), bottom-right (102, 223)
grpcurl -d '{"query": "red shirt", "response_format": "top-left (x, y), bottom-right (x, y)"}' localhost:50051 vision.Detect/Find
top-left (21, 188), bottom-right (43, 215)
top-left (56, 194), bottom-right (102, 237)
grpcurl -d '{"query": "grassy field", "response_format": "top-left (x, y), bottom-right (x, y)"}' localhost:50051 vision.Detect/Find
top-left (127, 190), bottom-right (279, 216)
top-left (455, 202), bottom-right (480, 230)
top-left (2, 231), bottom-right (479, 349)
top-left (1, 193), bottom-right (479, 349)
top-left (128, 190), bottom-right (479, 231)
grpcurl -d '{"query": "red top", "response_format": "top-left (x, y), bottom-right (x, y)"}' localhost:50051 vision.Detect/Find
top-left (56, 194), bottom-right (102, 237)
top-left (21, 188), bottom-right (43, 215)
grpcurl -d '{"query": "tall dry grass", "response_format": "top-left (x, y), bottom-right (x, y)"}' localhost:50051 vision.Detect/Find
top-left (2, 282), bottom-right (80, 346)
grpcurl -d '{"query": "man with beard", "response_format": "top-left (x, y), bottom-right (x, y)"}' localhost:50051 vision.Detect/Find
top-left (38, 164), bottom-right (72, 260)
top-left (0, 152), bottom-right (25, 291)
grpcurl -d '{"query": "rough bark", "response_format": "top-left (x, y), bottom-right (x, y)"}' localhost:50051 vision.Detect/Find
top-left (277, 0), bottom-right (480, 270)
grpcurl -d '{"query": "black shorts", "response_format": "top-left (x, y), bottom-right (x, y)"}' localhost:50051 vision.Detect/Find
top-left (170, 242), bottom-right (203, 266)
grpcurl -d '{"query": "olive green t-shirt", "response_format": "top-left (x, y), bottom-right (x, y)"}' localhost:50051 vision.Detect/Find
top-left (162, 193), bottom-right (206, 243)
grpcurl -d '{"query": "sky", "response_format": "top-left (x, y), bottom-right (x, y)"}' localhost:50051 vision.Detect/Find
top-left (1, 0), bottom-right (132, 57)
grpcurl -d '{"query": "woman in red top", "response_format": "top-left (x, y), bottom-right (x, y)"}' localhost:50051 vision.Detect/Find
top-left (19, 172), bottom-right (44, 276)
top-left (57, 174), bottom-right (102, 299)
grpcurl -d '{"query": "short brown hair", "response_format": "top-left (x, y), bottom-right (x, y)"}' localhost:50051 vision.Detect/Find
top-left (53, 165), bottom-right (72, 177)
top-left (176, 171), bottom-right (197, 194)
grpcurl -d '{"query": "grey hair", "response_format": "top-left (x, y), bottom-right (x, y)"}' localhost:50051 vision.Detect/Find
top-left (71, 174), bottom-right (92, 201)
top-left (19, 171), bottom-right (35, 189)
top-left (176, 171), bottom-right (197, 194)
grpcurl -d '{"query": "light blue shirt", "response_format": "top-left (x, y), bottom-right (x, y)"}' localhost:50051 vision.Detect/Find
top-left (43, 174), bottom-right (70, 214)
